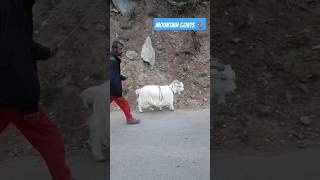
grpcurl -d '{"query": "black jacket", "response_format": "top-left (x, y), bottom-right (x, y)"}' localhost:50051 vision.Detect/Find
top-left (110, 52), bottom-right (126, 97)
top-left (0, 0), bottom-right (50, 114)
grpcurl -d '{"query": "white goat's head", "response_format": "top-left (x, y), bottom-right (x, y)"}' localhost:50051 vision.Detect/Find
top-left (211, 63), bottom-right (237, 104)
top-left (170, 80), bottom-right (184, 95)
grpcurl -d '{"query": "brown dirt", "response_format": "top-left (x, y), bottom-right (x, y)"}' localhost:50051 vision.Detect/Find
top-left (212, 0), bottom-right (320, 151)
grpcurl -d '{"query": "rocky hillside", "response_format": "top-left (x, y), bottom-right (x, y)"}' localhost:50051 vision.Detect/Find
top-left (212, 0), bottom-right (320, 151)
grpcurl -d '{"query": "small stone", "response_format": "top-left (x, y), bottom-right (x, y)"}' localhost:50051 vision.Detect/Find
top-left (297, 144), bottom-right (306, 149)
top-left (256, 106), bottom-right (271, 116)
top-left (292, 132), bottom-right (306, 140)
top-left (84, 76), bottom-right (90, 81)
top-left (126, 50), bottom-right (138, 60)
top-left (80, 25), bottom-right (89, 31)
top-left (96, 24), bottom-right (106, 31)
top-left (299, 83), bottom-right (310, 94)
top-left (255, 146), bottom-right (262, 151)
top-left (229, 50), bottom-right (236, 56)
top-left (248, 45), bottom-right (254, 50)
top-left (41, 20), bottom-right (48, 27)
top-left (311, 44), bottom-right (320, 50)
top-left (279, 122), bottom-right (286, 127)
top-left (231, 38), bottom-right (242, 44)
top-left (286, 90), bottom-right (292, 103)
top-left (300, 116), bottom-right (312, 125)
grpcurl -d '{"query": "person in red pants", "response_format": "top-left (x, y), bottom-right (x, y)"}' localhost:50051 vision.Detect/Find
top-left (0, 0), bottom-right (72, 179)
top-left (110, 41), bottom-right (140, 124)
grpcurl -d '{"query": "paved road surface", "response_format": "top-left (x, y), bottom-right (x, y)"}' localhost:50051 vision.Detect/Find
top-left (2, 108), bottom-right (320, 180)
top-left (213, 145), bottom-right (320, 180)
top-left (0, 151), bottom-right (106, 180)
top-left (110, 109), bottom-right (210, 180)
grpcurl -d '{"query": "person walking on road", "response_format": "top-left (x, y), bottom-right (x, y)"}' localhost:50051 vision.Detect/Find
top-left (110, 40), bottom-right (140, 124)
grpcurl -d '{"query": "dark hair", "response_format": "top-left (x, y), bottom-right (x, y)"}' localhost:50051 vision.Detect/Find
top-left (112, 40), bottom-right (124, 49)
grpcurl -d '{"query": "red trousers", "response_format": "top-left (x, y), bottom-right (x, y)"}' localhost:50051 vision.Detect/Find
top-left (0, 106), bottom-right (71, 180)
top-left (110, 96), bottom-right (133, 121)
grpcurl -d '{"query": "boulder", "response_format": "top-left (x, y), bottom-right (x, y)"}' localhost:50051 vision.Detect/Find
top-left (141, 36), bottom-right (156, 67)
top-left (112, 0), bottom-right (134, 14)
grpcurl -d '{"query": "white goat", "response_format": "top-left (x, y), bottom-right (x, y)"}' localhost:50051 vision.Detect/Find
top-left (80, 82), bottom-right (108, 162)
top-left (135, 80), bottom-right (184, 112)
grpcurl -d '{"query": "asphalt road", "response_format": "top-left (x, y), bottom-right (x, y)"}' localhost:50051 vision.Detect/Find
top-left (2, 108), bottom-right (320, 180)
top-left (213, 145), bottom-right (320, 180)
top-left (0, 152), bottom-right (107, 180)
top-left (110, 109), bottom-right (210, 180)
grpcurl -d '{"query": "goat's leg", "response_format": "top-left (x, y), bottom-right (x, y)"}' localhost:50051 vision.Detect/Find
top-left (137, 98), bottom-right (143, 113)
top-left (102, 118), bottom-right (108, 148)
top-left (169, 101), bottom-right (175, 111)
top-left (138, 105), bottom-right (143, 113)
top-left (90, 115), bottom-right (105, 162)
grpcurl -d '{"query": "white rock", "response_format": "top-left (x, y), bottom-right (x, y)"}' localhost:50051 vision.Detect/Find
top-left (141, 36), bottom-right (156, 67)
top-left (112, 0), bottom-right (134, 14)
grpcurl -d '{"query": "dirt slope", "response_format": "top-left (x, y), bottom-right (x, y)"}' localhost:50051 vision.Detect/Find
top-left (212, 0), bottom-right (320, 151)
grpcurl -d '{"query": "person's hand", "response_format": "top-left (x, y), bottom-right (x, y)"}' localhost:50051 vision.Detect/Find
top-left (120, 75), bottom-right (127, 81)
top-left (24, 113), bottom-right (38, 123)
